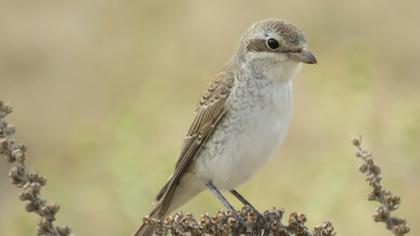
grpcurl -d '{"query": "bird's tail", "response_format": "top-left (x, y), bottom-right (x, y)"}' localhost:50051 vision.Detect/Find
top-left (133, 173), bottom-right (203, 236)
top-left (133, 202), bottom-right (163, 236)
top-left (134, 179), bottom-right (173, 236)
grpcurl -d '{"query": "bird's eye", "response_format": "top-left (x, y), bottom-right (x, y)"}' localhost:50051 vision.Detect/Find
top-left (267, 38), bottom-right (280, 50)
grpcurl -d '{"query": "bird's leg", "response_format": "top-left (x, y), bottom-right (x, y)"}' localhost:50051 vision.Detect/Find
top-left (206, 182), bottom-right (235, 211)
top-left (231, 189), bottom-right (266, 233)
top-left (206, 182), bottom-right (241, 235)
top-left (230, 189), bottom-right (257, 210)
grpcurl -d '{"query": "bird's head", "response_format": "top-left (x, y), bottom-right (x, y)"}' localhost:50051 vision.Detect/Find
top-left (234, 18), bottom-right (317, 81)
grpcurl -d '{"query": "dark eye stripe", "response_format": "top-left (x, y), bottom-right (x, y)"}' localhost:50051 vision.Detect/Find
top-left (246, 39), bottom-right (268, 52)
top-left (246, 39), bottom-right (303, 54)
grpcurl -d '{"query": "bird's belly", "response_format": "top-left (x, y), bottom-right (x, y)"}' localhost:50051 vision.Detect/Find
top-left (193, 82), bottom-right (292, 190)
top-left (217, 114), bottom-right (289, 190)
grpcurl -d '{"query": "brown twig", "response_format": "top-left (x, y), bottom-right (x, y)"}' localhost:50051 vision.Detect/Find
top-left (352, 136), bottom-right (410, 236)
top-left (0, 101), bottom-right (72, 236)
top-left (142, 206), bottom-right (335, 236)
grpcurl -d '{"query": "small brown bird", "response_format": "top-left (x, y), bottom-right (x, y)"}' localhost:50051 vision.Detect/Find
top-left (134, 18), bottom-right (316, 236)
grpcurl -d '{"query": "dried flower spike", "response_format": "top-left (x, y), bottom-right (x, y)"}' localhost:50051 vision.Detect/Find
top-left (352, 136), bottom-right (410, 236)
top-left (1, 101), bottom-right (72, 236)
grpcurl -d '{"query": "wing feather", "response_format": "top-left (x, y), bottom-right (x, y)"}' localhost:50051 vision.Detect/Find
top-left (153, 67), bottom-right (235, 209)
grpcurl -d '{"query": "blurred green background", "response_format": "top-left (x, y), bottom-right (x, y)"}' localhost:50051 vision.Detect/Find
top-left (1, 0), bottom-right (419, 235)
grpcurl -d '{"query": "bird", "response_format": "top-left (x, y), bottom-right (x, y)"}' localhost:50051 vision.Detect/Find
top-left (134, 18), bottom-right (317, 236)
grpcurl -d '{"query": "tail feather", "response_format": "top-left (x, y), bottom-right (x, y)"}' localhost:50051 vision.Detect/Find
top-left (134, 173), bottom-right (203, 236)
top-left (134, 178), bottom-right (176, 236)
top-left (133, 203), bottom-right (162, 236)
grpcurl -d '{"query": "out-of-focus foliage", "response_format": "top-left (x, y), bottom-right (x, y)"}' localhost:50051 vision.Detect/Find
top-left (0, 1), bottom-right (419, 235)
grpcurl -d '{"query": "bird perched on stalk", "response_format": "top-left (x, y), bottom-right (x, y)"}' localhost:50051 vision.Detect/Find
top-left (134, 18), bottom-right (317, 236)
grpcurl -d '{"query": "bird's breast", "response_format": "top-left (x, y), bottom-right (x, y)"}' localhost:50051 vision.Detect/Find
top-left (193, 78), bottom-right (293, 190)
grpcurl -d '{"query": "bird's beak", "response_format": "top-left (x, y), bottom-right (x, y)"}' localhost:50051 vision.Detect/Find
top-left (289, 48), bottom-right (317, 64)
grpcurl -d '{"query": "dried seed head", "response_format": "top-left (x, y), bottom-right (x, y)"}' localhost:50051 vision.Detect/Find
top-left (42, 203), bottom-right (60, 221)
top-left (37, 218), bottom-right (53, 236)
top-left (27, 170), bottom-right (40, 182)
top-left (19, 190), bottom-right (33, 201)
top-left (314, 221), bottom-right (335, 236)
top-left (30, 182), bottom-right (42, 194)
top-left (38, 176), bottom-right (47, 186)
top-left (8, 166), bottom-right (26, 187)
top-left (227, 217), bottom-right (236, 227)
top-left (0, 102), bottom-right (13, 116)
top-left (3, 152), bottom-right (15, 163)
top-left (56, 225), bottom-right (72, 236)
top-left (385, 194), bottom-right (401, 210)
top-left (373, 206), bottom-right (389, 222)
top-left (352, 137), bottom-right (361, 146)
top-left (164, 215), bottom-right (174, 225)
top-left (359, 163), bottom-right (368, 173)
top-left (4, 125), bottom-right (16, 135)
top-left (143, 216), bottom-right (151, 225)
top-left (392, 224), bottom-right (410, 236)
top-left (25, 201), bottom-right (37, 212)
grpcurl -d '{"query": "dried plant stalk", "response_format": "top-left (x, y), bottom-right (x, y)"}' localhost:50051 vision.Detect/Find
top-left (142, 206), bottom-right (335, 236)
top-left (0, 101), bottom-right (72, 236)
top-left (352, 136), bottom-right (410, 236)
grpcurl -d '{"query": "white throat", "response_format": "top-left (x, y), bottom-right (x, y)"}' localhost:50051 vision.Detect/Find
top-left (244, 52), bottom-right (302, 82)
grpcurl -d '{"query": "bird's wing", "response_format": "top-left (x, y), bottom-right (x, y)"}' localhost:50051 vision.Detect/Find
top-left (154, 66), bottom-right (235, 206)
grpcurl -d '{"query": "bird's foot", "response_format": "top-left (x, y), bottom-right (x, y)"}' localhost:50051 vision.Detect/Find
top-left (225, 210), bottom-right (242, 236)
top-left (255, 212), bottom-right (267, 235)
top-left (245, 205), bottom-right (266, 235)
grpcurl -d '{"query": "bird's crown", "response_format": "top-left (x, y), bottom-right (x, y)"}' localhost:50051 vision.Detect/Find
top-left (243, 18), bottom-right (307, 47)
